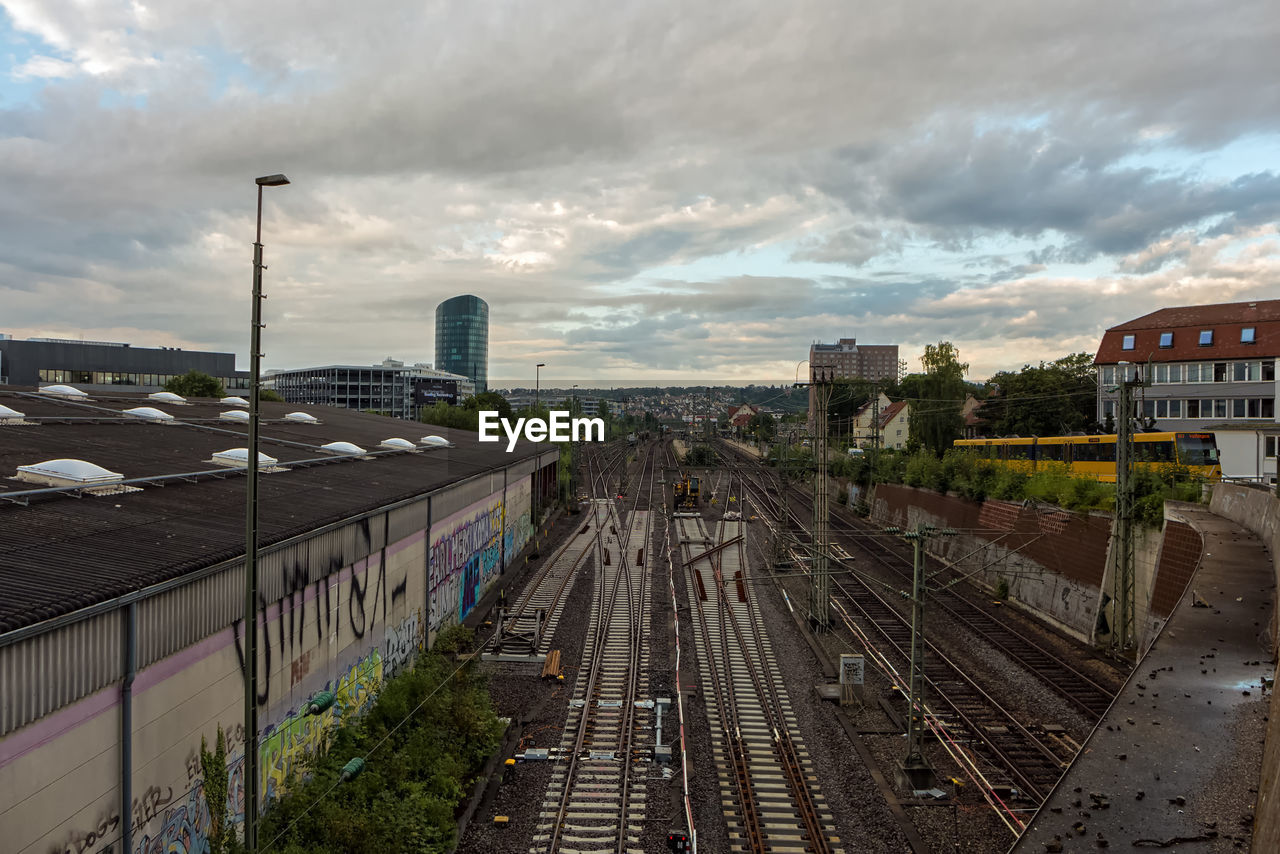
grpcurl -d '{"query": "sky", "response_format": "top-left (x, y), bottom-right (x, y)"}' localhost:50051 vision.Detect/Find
top-left (1, 1), bottom-right (1278, 388)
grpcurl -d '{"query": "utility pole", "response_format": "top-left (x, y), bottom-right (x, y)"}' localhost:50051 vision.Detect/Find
top-left (1110, 363), bottom-right (1144, 655)
top-left (885, 523), bottom-right (956, 789)
top-left (869, 389), bottom-right (881, 506)
top-left (805, 366), bottom-right (834, 629)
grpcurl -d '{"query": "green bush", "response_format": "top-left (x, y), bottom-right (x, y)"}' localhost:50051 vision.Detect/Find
top-left (257, 628), bottom-right (503, 853)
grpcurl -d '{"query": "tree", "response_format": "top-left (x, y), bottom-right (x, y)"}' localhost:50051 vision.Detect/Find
top-left (462, 391), bottom-right (512, 421)
top-left (909, 342), bottom-right (968, 455)
top-left (200, 726), bottom-right (231, 854)
top-left (259, 388), bottom-right (285, 403)
top-left (980, 353), bottom-right (1098, 437)
top-left (165, 370), bottom-right (225, 398)
top-left (747, 411), bottom-right (776, 442)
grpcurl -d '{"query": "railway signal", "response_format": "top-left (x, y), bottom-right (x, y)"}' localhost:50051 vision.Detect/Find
top-left (666, 830), bottom-right (691, 852)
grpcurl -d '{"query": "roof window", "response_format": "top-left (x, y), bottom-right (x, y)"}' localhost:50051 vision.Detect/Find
top-left (380, 438), bottom-right (416, 450)
top-left (1242, 327), bottom-right (1257, 344)
top-left (1199, 329), bottom-right (1214, 346)
top-left (421, 435), bottom-right (452, 447)
top-left (40, 384), bottom-right (88, 399)
top-left (1121, 334), bottom-right (1135, 350)
top-left (1159, 332), bottom-right (1173, 348)
top-left (285, 412), bottom-right (319, 424)
top-left (0, 404), bottom-right (29, 424)
top-left (220, 410), bottom-right (250, 422)
top-left (148, 391), bottom-right (186, 404)
top-left (211, 448), bottom-right (279, 468)
top-left (123, 406), bottom-right (175, 422)
top-left (221, 396), bottom-right (249, 407)
top-left (16, 458), bottom-right (125, 489)
top-left (321, 441), bottom-right (366, 456)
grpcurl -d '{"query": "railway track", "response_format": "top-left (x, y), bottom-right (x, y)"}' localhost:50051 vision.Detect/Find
top-left (679, 483), bottom-right (842, 853)
top-left (728, 456), bottom-right (1074, 805)
top-left (530, 443), bottom-right (657, 853)
top-left (721, 443), bottom-right (1120, 720)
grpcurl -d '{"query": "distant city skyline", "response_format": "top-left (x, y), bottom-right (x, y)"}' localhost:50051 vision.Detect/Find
top-left (1, 2), bottom-right (1277, 384)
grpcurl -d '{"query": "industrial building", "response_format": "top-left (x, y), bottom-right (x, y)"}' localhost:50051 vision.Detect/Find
top-left (0, 335), bottom-right (249, 394)
top-left (267, 359), bottom-right (476, 419)
top-left (1095, 299), bottom-right (1280, 483)
top-left (435, 294), bottom-right (489, 393)
top-left (0, 385), bottom-right (557, 854)
top-left (807, 337), bottom-right (899, 425)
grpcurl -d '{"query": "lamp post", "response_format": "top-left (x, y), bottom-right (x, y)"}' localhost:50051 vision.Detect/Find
top-left (245, 173), bottom-right (289, 852)
top-left (535, 362), bottom-right (546, 410)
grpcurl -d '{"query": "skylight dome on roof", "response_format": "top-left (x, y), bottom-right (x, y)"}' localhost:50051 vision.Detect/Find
top-left (285, 412), bottom-right (319, 424)
top-left (321, 441), bottom-right (366, 455)
top-left (220, 410), bottom-right (251, 422)
top-left (16, 458), bottom-right (123, 486)
top-left (211, 448), bottom-right (279, 467)
top-left (40, 384), bottom-right (88, 399)
top-left (380, 438), bottom-right (416, 450)
top-left (123, 407), bottom-right (175, 422)
top-left (0, 404), bottom-right (26, 421)
top-left (148, 391), bottom-right (186, 404)
top-left (221, 396), bottom-right (249, 406)
top-left (421, 435), bottom-right (451, 447)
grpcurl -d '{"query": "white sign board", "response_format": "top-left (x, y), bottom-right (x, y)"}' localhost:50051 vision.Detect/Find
top-left (839, 654), bottom-right (865, 686)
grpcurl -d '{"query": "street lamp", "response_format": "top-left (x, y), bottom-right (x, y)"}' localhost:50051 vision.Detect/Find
top-left (245, 172), bottom-right (289, 853)
top-left (535, 363), bottom-right (546, 410)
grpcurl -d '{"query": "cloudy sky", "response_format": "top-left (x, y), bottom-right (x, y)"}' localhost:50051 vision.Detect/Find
top-left (2, 1), bottom-right (1278, 387)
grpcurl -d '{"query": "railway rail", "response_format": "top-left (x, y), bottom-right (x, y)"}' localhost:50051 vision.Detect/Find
top-left (727, 453), bottom-right (1077, 805)
top-left (679, 476), bottom-right (842, 853)
top-left (530, 443), bottom-right (658, 853)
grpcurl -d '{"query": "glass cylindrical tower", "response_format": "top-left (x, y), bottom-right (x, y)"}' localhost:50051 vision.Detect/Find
top-left (435, 294), bottom-right (489, 393)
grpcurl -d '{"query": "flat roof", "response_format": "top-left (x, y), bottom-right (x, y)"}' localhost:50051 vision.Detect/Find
top-left (0, 386), bottom-right (544, 635)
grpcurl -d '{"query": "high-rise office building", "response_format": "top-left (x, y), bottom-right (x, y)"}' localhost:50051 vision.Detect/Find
top-left (435, 295), bottom-right (489, 393)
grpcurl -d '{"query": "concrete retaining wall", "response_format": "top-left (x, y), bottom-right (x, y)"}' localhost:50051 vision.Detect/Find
top-left (1207, 484), bottom-right (1280, 854)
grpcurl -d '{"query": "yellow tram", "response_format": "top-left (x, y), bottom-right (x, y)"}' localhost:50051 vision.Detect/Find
top-left (953, 432), bottom-right (1221, 482)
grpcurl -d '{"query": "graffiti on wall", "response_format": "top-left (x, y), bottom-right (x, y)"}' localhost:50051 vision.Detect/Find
top-left (503, 475), bottom-right (533, 566)
top-left (384, 611), bottom-right (423, 678)
top-left (428, 497), bottom-right (504, 631)
top-left (260, 649), bottom-right (383, 800)
top-left (232, 550), bottom-right (407, 711)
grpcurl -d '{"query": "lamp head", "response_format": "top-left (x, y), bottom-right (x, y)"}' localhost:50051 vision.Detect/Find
top-left (256, 174), bottom-right (291, 187)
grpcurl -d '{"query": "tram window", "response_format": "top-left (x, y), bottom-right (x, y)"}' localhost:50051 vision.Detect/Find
top-left (1037, 444), bottom-right (1065, 462)
top-left (1136, 441), bottom-right (1175, 463)
top-left (1075, 442), bottom-right (1116, 463)
top-left (1176, 435), bottom-right (1219, 466)
top-left (1006, 444), bottom-right (1032, 460)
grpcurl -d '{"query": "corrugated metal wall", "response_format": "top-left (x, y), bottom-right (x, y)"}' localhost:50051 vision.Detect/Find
top-left (1, 609), bottom-right (123, 736)
top-left (0, 459), bottom-right (530, 739)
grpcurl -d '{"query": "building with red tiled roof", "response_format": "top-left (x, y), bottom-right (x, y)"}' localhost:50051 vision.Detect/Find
top-left (1094, 299), bottom-right (1279, 482)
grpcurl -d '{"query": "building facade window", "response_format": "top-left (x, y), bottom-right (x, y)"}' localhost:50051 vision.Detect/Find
top-left (1242, 327), bottom-right (1257, 344)
top-left (1266, 436), bottom-right (1277, 459)
top-left (1122, 334), bottom-right (1136, 350)
top-left (1199, 329), bottom-right (1214, 346)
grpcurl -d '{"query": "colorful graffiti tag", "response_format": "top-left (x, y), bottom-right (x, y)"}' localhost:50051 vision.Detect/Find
top-left (428, 496), bottom-right (504, 631)
top-left (259, 649), bottom-right (383, 800)
top-left (131, 785), bottom-right (212, 854)
top-left (503, 475), bottom-right (533, 565)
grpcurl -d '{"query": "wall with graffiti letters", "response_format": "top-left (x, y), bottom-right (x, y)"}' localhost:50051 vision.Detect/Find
top-left (0, 456), bottom-right (554, 854)
top-left (428, 493), bottom-right (505, 637)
